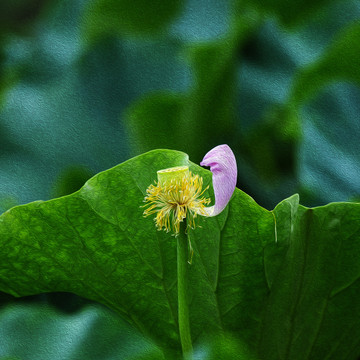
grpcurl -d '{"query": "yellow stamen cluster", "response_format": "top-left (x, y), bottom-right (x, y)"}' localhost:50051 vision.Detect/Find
top-left (143, 166), bottom-right (210, 235)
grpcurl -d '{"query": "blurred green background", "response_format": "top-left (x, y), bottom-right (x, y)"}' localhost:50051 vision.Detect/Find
top-left (0, 0), bottom-right (360, 359)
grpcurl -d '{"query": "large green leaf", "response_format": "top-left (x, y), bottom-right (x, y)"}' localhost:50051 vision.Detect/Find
top-left (0, 149), bottom-right (360, 359)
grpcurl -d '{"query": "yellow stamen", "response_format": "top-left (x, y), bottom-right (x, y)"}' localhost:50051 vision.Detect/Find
top-left (143, 166), bottom-right (210, 235)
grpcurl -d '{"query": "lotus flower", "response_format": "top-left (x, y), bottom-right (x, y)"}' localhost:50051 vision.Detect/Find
top-left (143, 145), bottom-right (237, 235)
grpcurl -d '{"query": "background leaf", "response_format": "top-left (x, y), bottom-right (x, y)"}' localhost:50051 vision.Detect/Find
top-left (125, 14), bottom-right (260, 163)
top-left (125, 92), bottom-right (186, 155)
top-left (289, 21), bottom-right (360, 107)
top-left (240, 0), bottom-right (338, 27)
top-left (0, 299), bottom-right (164, 360)
top-left (51, 165), bottom-right (94, 198)
top-left (82, 0), bottom-right (183, 41)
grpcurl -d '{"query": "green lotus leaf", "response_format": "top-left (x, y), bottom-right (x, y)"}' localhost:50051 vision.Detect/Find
top-left (0, 149), bottom-right (359, 359)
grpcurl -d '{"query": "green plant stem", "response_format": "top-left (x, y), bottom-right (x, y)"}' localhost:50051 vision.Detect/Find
top-left (177, 223), bottom-right (193, 359)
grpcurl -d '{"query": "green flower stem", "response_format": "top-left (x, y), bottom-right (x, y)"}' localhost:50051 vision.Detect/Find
top-left (177, 223), bottom-right (193, 359)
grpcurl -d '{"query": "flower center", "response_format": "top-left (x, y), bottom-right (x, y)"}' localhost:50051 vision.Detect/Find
top-left (143, 166), bottom-right (210, 235)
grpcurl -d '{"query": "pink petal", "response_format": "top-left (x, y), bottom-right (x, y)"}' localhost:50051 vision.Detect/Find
top-left (200, 144), bottom-right (237, 216)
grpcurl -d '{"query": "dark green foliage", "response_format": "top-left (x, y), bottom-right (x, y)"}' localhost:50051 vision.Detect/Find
top-left (51, 165), bottom-right (93, 198)
top-left (0, 0), bottom-right (50, 34)
top-left (240, 0), bottom-right (338, 27)
top-left (83, 0), bottom-right (183, 41)
top-left (0, 301), bottom-right (164, 360)
top-left (125, 92), bottom-right (186, 154)
top-left (289, 21), bottom-right (360, 106)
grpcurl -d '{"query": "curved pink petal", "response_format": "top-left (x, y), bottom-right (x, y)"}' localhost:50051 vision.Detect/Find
top-left (200, 144), bottom-right (237, 216)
